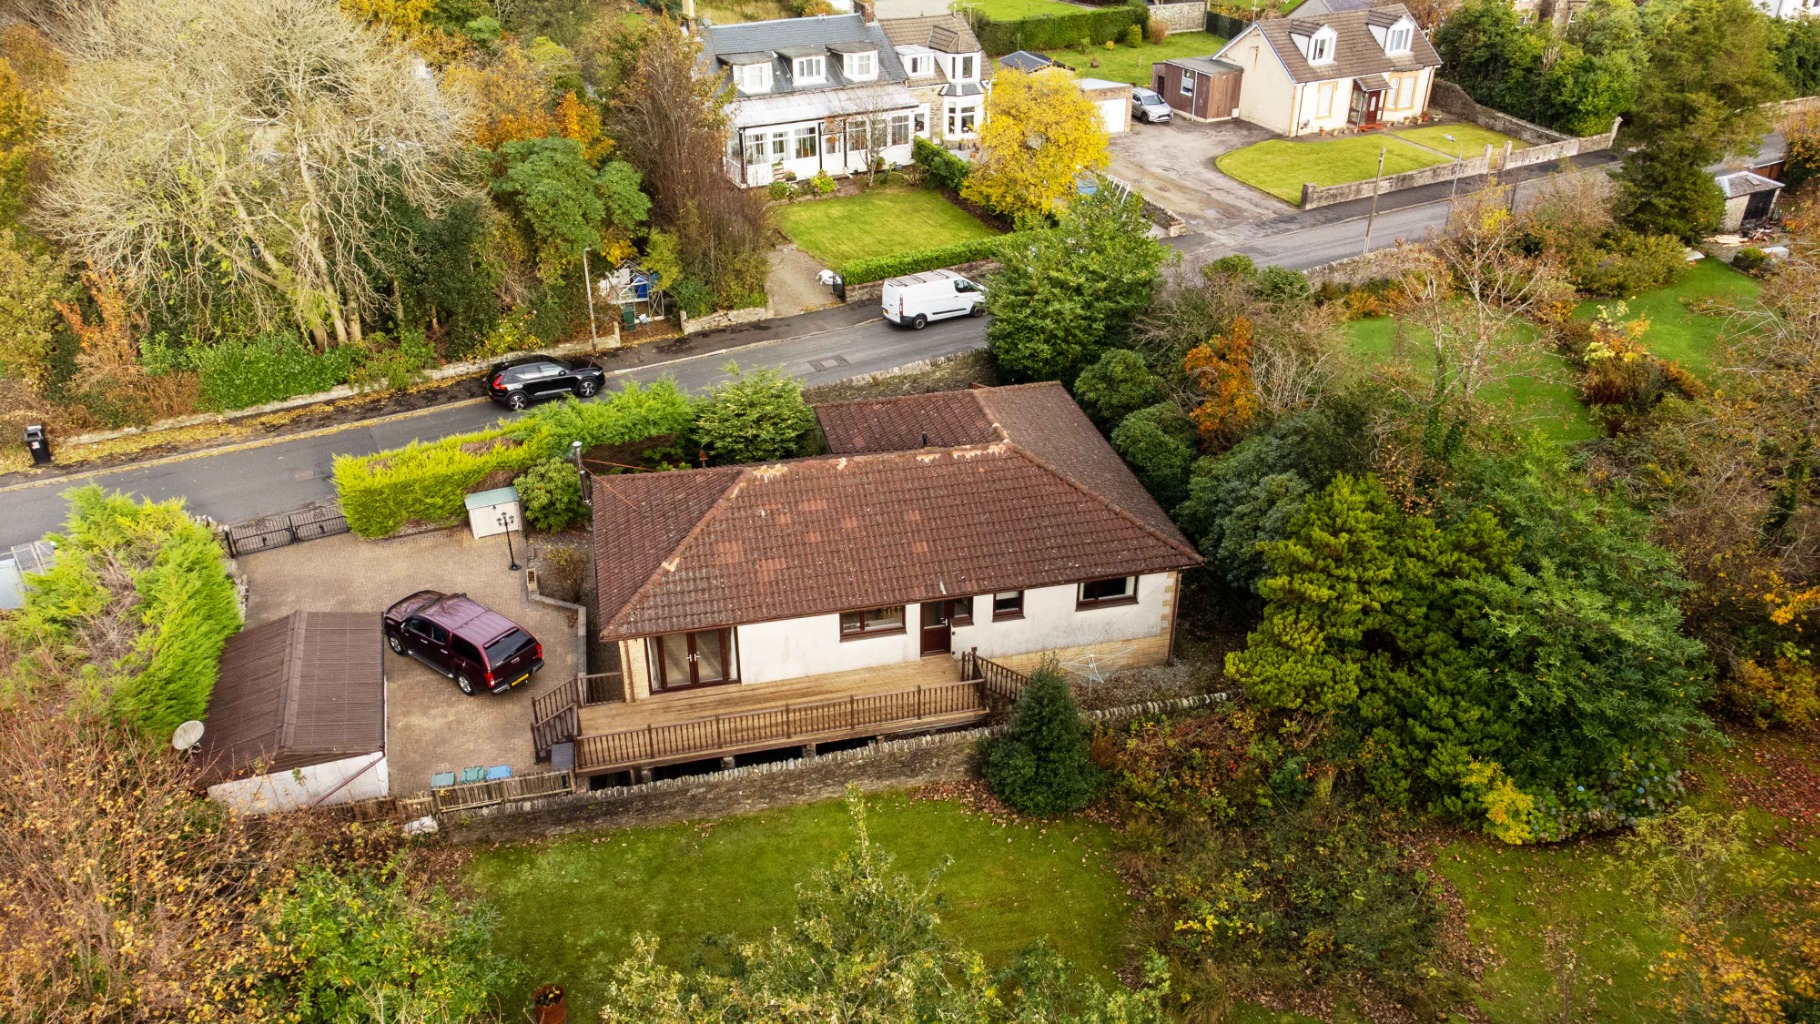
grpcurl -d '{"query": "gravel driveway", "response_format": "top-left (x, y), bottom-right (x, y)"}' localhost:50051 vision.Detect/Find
top-left (1109, 118), bottom-right (1291, 234)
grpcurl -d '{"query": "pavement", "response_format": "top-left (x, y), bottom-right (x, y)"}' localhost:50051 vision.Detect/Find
top-left (1109, 118), bottom-right (1290, 234)
top-left (0, 303), bottom-right (984, 549)
top-left (240, 528), bottom-right (579, 797)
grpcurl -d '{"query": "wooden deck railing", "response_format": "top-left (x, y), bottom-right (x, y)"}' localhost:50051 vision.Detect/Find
top-left (958, 648), bottom-right (1030, 705)
top-left (573, 679), bottom-right (989, 775)
top-left (531, 671), bottom-right (625, 761)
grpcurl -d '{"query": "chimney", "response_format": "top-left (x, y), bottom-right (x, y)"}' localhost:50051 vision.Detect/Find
top-left (857, 0), bottom-right (876, 22)
top-left (682, 0), bottom-right (696, 26)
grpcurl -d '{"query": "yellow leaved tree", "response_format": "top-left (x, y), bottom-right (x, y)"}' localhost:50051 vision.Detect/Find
top-left (962, 69), bottom-right (1109, 225)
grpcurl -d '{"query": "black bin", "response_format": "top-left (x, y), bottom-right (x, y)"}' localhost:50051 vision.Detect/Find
top-left (24, 424), bottom-right (49, 466)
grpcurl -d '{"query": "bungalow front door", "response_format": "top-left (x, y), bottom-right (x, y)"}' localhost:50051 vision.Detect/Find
top-left (919, 599), bottom-right (970, 656)
top-left (1349, 84), bottom-right (1384, 127)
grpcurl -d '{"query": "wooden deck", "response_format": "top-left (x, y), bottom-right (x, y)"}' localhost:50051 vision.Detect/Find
top-left (572, 656), bottom-right (987, 775)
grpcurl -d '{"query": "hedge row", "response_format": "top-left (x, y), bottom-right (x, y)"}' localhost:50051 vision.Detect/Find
top-left (976, 5), bottom-right (1147, 55)
top-left (842, 233), bottom-right (1037, 285)
top-left (332, 380), bottom-right (695, 538)
top-left (6, 486), bottom-right (242, 734)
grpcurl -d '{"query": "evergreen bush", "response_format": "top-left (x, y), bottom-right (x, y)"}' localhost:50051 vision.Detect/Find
top-left (913, 137), bottom-right (971, 193)
top-left (692, 366), bottom-right (817, 463)
top-left (840, 234), bottom-right (1026, 285)
top-left (192, 332), bottom-right (355, 412)
top-left (515, 458), bottom-right (589, 532)
top-left (982, 666), bottom-right (1104, 817)
top-left (974, 7), bottom-right (1146, 55)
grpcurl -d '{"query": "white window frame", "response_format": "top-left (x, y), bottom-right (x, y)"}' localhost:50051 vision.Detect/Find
top-left (792, 125), bottom-right (819, 161)
top-left (906, 54), bottom-right (931, 77)
top-left (1308, 29), bottom-right (1335, 64)
top-left (956, 53), bottom-right (977, 80)
top-left (742, 133), bottom-right (766, 167)
top-left (844, 50), bottom-right (877, 81)
top-left (1316, 80), bottom-right (1336, 118)
top-left (889, 112), bottom-right (912, 147)
top-left (945, 99), bottom-right (979, 138)
top-left (1386, 24), bottom-right (1412, 54)
top-left (793, 55), bottom-right (826, 83)
top-left (735, 63), bottom-right (772, 94)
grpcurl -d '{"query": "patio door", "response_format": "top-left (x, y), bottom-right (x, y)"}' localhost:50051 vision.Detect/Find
top-left (651, 629), bottom-right (738, 692)
top-left (919, 599), bottom-right (971, 656)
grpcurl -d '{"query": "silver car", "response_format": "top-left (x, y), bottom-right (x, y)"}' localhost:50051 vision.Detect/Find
top-left (1132, 87), bottom-right (1172, 124)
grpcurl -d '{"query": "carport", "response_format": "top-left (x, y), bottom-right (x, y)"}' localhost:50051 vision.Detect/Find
top-left (198, 611), bottom-right (388, 814)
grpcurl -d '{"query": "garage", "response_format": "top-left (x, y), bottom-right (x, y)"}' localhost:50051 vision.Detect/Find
top-left (1077, 77), bottom-right (1132, 134)
top-left (1152, 57), bottom-right (1242, 122)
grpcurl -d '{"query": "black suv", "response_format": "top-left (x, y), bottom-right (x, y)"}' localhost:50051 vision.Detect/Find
top-left (485, 356), bottom-right (607, 410)
top-left (382, 590), bottom-right (544, 696)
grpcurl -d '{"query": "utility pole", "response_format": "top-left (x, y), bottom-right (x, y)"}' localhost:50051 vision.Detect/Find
top-left (1445, 133), bottom-right (1462, 205)
top-left (1361, 147), bottom-right (1386, 258)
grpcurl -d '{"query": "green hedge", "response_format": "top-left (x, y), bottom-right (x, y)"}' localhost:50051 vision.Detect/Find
top-left (6, 486), bottom-right (242, 734)
top-left (913, 137), bottom-right (970, 193)
top-left (191, 333), bottom-right (356, 412)
top-left (976, 6), bottom-right (1147, 55)
top-left (842, 233), bottom-right (1038, 285)
top-left (332, 380), bottom-right (696, 538)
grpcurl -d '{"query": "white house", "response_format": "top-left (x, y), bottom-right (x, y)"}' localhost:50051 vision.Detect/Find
top-left (701, 13), bottom-right (925, 187)
top-left (198, 612), bottom-right (389, 815)
top-left (1213, 3), bottom-right (1441, 137)
top-left (581, 384), bottom-right (1202, 776)
top-left (879, 14), bottom-right (992, 146)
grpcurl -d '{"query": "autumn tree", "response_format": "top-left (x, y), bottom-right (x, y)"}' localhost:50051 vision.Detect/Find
top-left (962, 68), bottom-right (1109, 226)
top-left (1183, 316), bottom-right (1259, 445)
top-left (38, 0), bottom-right (474, 349)
top-left (0, 24), bottom-right (61, 222)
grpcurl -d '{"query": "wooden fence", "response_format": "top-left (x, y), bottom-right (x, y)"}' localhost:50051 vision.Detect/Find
top-left (530, 671), bottom-right (624, 760)
top-left (958, 648), bottom-right (1031, 705)
top-left (339, 771), bottom-right (575, 822)
top-left (573, 680), bottom-right (989, 775)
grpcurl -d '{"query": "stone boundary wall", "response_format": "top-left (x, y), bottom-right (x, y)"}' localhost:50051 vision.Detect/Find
top-left (1502, 119), bottom-right (1621, 172)
top-left (1302, 246), bottom-right (1407, 288)
top-left (1299, 117), bottom-right (1619, 210)
top-left (1428, 79), bottom-right (1567, 145)
top-left (1149, 1), bottom-right (1205, 33)
top-left (680, 304), bottom-right (772, 335)
top-left (438, 691), bottom-right (1233, 843)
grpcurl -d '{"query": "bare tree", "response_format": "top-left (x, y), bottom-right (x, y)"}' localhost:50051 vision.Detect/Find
top-left (36, 0), bottom-right (475, 348)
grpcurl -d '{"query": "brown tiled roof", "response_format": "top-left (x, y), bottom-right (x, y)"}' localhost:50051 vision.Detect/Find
top-left (197, 612), bottom-right (385, 782)
top-left (879, 14), bottom-right (982, 54)
top-left (592, 383), bottom-right (1199, 641)
top-left (1242, 4), bottom-right (1440, 84)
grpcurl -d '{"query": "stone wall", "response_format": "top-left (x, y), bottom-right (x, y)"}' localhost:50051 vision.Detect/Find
top-left (1298, 115), bottom-right (1619, 210)
top-left (680, 303), bottom-right (772, 335)
top-left (1148, 0), bottom-right (1205, 33)
top-left (1301, 246), bottom-right (1406, 288)
top-left (438, 692), bottom-right (1230, 843)
top-left (1428, 79), bottom-right (1567, 145)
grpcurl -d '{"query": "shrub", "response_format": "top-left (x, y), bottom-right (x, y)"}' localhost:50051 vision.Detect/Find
top-left (191, 332), bottom-right (354, 412)
top-left (265, 865), bottom-right (519, 1023)
top-left (333, 381), bottom-right (695, 537)
top-left (1723, 657), bottom-right (1820, 728)
top-left (982, 666), bottom-right (1103, 817)
top-left (1111, 402), bottom-right (1198, 508)
top-left (767, 180), bottom-right (796, 202)
top-left (841, 233), bottom-right (1026, 285)
top-left (515, 458), bottom-right (588, 532)
top-left (1732, 246), bottom-right (1773, 277)
top-left (1254, 265), bottom-right (1313, 305)
top-left (1146, 19), bottom-right (1168, 44)
top-left (913, 136), bottom-right (971, 193)
top-left (692, 365), bottom-right (817, 464)
top-left (809, 170), bottom-right (837, 195)
top-left (1124, 24), bottom-right (1142, 46)
top-left (347, 329), bottom-right (437, 394)
top-left (1571, 229), bottom-right (1692, 297)
top-left (6, 486), bottom-right (241, 734)
top-left (1203, 253), bottom-right (1255, 279)
top-left (1073, 348), bottom-right (1164, 428)
top-left (672, 277), bottom-right (715, 317)
top-left (975, 6), bottom-right (1146, 53)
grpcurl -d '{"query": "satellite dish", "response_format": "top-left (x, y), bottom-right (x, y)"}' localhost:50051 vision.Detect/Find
top-left (171, 720), bottom-right (205, 752)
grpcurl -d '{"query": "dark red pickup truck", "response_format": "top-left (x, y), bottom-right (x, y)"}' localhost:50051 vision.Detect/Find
top-left (382, 590), bottom-right (543, 696)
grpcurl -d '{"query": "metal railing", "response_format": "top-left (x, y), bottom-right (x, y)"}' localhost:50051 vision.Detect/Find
top-left (573, 680), bottom-right (989, 775)
top-left (222, 504), bottom-right (349, 557)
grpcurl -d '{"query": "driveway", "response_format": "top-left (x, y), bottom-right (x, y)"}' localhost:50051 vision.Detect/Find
top-left (1110, 118), bottom-right (1290, 234)
top-left (239, 527), bottom-right (579, 797)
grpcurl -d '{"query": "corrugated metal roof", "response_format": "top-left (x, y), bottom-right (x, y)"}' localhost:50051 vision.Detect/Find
top-left (198, 612), bottom-right (385, 782)
top-left (728, 81), bottom-right (922, 127)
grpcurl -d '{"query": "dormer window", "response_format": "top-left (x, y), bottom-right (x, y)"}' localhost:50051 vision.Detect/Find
top-left (951, 53), bottom-right (977, 80)
top-left (844, 49), bottom-right (877, 80)
top-left (727, 55), bottom-right (774, 94)
top-left (1307, 27), bottom-right (1335, 64)
top-left (1386, 23), bottom-right (1412, 54)
top-left (794, 55), bottom-right (826, 83)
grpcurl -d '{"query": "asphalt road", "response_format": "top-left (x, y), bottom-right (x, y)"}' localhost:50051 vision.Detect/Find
top-left (0, 311), bottom-right (985, 549)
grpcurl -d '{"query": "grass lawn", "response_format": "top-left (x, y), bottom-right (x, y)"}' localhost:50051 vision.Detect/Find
top-left (1344, 317), bottom-right (1598, 443)
top-left (696, 0), bottom-right (792, 22)
top-left (1217, 136), bottom-right (1450, 205)
top-left (775, 186), bottom-right (1001, 269)
top-left (465, 792), bottom-right (1134, 1020)
top-left (956, 0), bottom-right (1085, 19)
top-left (1438, 728), bottom-right (1820, 1023)
top-left (1054, 32), bottom-right (1228, 88)
top-left (1572, 258), bottom-right (1761, 378)
top-left (1393, 123), bottom-right (1526, 158)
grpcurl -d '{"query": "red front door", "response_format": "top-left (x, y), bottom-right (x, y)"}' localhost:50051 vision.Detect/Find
top-left (1350, 84), bottom-right (1385, 126)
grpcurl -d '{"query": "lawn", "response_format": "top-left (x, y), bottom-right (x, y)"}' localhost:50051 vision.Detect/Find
top-left (465, 792), bottom-right (1135, 1020)
top-left (955, 0), bottom-right (1085, 19)
top-left (1052, 32), bottom-right (1228, 88)
top-left (696, 0), bottom-right (793, 23)
top-left (1572, 258), bottom-right (1761, 378)
top-left (1393, 122), bottom-right (1526, 158)
top-left (775, 186), bottom-right (1001, 269)
top-left (1217, 136), bottom-right (1451, 205)
top-left (1344, 317), bottom-right (1598, 443)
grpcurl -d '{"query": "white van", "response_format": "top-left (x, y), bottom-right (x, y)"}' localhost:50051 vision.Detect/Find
top-left (880, 270), bottom-right (986, 329)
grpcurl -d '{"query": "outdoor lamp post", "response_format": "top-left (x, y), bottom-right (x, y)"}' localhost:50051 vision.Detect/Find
top-left (498, 509), bottom-right (520, 572)
top-left (1445, 133), bottom-right (1463, 204)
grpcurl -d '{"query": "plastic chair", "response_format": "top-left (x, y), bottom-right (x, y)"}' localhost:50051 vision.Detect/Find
top-left (458, 765), bottom-right (486, 784)
top-left (485, 764), bottom-right (512, 781)
top-left (430, 771), bottom-right (456, 789)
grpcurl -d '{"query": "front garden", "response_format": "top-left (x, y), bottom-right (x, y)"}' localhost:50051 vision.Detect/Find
top-left (773, 185), bottom-right (1002, 271)
top-left (1393, 121), bottom-right (1526, 156)
top-left (1215, 135), bottom-right (1451, 204)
